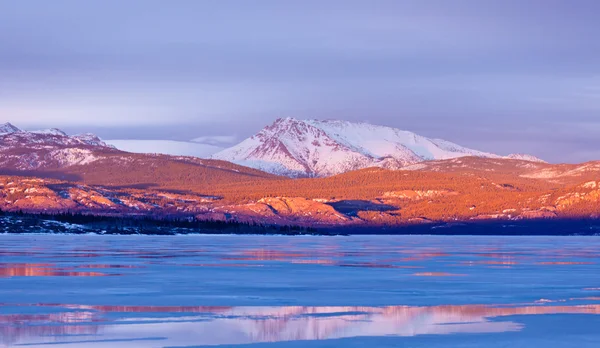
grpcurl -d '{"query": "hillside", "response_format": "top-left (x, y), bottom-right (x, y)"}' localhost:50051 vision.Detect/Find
top-left (2, 157), bottom-right (599, 228)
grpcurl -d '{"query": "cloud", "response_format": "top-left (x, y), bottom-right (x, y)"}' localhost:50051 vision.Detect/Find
top-left (191, 135), bottom-right (238, 146)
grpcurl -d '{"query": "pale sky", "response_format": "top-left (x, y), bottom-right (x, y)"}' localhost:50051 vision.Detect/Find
top-left (1, 0), bottom-right (599, 162)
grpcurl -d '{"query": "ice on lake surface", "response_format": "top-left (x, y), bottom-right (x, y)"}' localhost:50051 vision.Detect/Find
top-left (1, 235), bottom-right (600, 347)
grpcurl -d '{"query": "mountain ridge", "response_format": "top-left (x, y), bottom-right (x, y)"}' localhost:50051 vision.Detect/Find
top-left (213, 118), bottom-right (545, 177)
top-left (0, 122), bottom-right (118, 170)
top-left (0, 122), bottom-right (114, 148)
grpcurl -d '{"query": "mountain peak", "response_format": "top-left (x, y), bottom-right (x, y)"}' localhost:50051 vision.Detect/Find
top-left (0, 123), bottom-right (113, 149)
top-left (268, 117), bottom-right (303, 129)
top-left (0, 124), bottom-right (117, 171)
top-left (0, 122), bottom-right (21, 135)
top-left (213, 118), bottom-right (518, 177)
top-left (274, 117), bottom-right (299, 123)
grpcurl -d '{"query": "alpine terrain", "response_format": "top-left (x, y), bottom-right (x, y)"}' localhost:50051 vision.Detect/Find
top-left (2, 120), bottom-right (599, 229)
top-left (213, 118), bottom-right (545, 177)
top-left (0, 122), bottom-right (119, 170)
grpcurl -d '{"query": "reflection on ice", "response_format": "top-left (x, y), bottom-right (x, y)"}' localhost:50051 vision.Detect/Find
top-left (1, 235), bottom-right (600, 347)
top-left (0, 264), bottom-right (115, 277)
top-left (2, 302), bottom-right (600, 347)
top-left (413, 272), bottom-right (465, 277)
top-left (537, 262), bottom-right (595, 265)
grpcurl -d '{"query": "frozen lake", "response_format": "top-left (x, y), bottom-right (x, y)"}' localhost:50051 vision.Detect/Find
top-left (1, 235), bottom-right (600, 347)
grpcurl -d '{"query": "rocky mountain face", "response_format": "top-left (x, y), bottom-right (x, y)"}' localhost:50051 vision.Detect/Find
top-left (213, 118), bottom-right (545, 177)
top-left (0, 123), bottom-right (21, 134)
top-left (0, 123), bottom-right (118, 170)
top-left (0, 176), bottom-right (220, 216)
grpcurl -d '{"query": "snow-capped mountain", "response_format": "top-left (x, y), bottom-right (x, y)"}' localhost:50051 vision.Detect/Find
top-left (0, 122), bottom-right (117, 170)
top-left (0, 123), bottom-right (21, 135)
top-left (213, 118), bottom-right (545, 177)
top-left (0, 123), bottom-right (113, 148)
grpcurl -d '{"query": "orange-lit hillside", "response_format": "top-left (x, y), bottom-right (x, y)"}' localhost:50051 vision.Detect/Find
top-left (1, 156), bottom-right (600, 227)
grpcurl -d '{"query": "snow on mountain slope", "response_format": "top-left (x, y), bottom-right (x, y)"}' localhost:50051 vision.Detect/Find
top-left (305, 119), bottom-right (500, 161)
top-left (30, 128), bottom-right (68, 136)
top-left (0, 122), bottom-right (21, 135)
top-left (0, 123), bottom-right (114, 149)
top-left (505, 153), bottom-right (546, 163)
top-left (213, 118), bottom-right (543, 177)
top-left (105, 140), bottom-right (222, 158)
top-left (213, 118), bottom-right (381, 177)
top-left (71, 133), bottom-right (112, 147)
top-left (0, 123), bottom-right (117, 170)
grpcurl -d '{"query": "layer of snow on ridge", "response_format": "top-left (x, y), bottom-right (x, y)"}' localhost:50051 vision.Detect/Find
top-left (505, 153), bottom-right (546, 163)
top-left (0, 123), bottom-right (20, 134)
top-left (31, 128), bottom-right (68, 136)
top-left (73, 133), bottom-right (113, 147)
top-left (307, 119), bottom-right (500, 161)
top-left (0, 123), bottom-right (113, 148)
top-left (106, 139), bottom-right (223, 158)
top-left (213, 117), bottom-right (508, 177)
